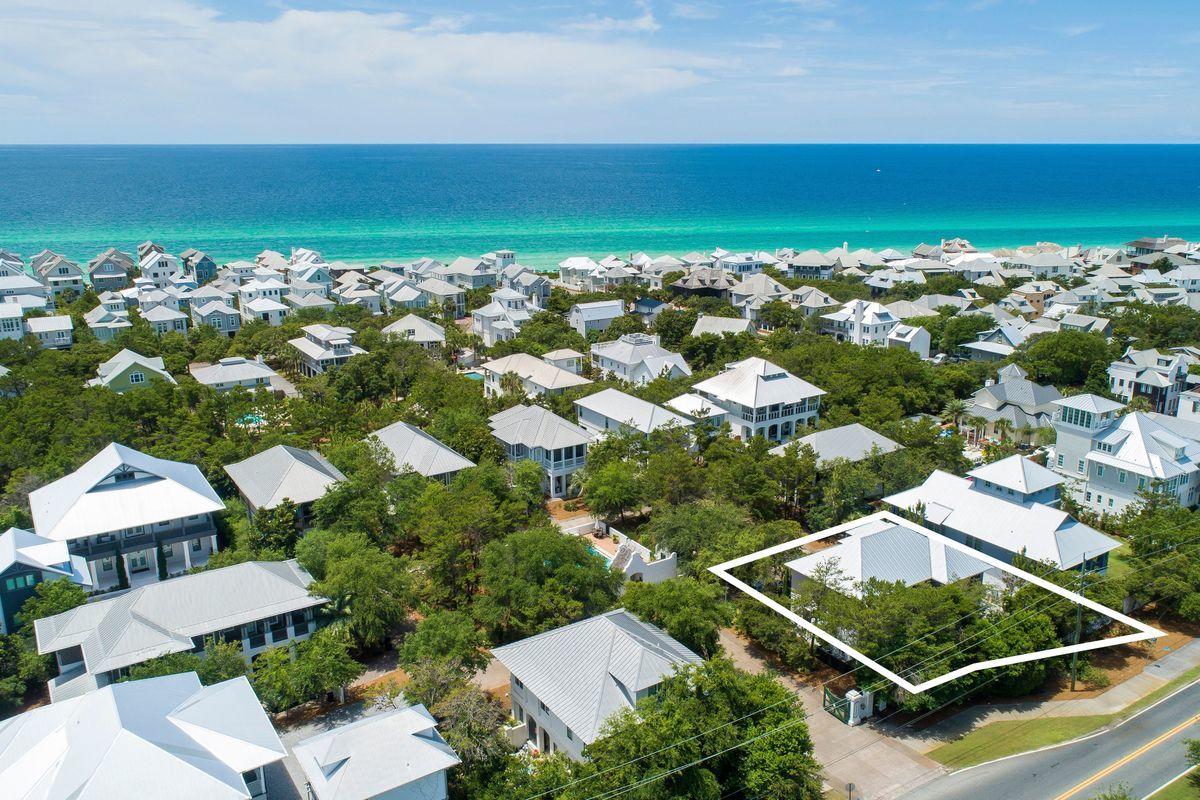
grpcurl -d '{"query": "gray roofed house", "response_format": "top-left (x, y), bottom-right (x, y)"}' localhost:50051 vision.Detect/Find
top-left (489, 404), bottom-right (591, 498)
top-left (690, 356), bottom-right (825, 443)
top-left (189, 356), bottom-right (279, 392)
top-left (0, 673), bottom-right (287, 799)
top-left (787, 515), bottom-right (998, 599)
top-left (574, 388), bottom-right (694, 438)
top-left (963, 362), bottom-right (1063, 442)
top-left (769, 423), bottom-right (902, 467)
top-left (368, 420), bottom-right (476, 482)
top-left (478, 352), bottom-right (592, 398)
top-left (191, 299), bottom-right (242, 337)
top-left (689, 314), bottom-right (756, 337)
top-left (568, 300), bottom-right (625, 336)
top-left (293, 703), bottom-right (461, 800)
top-left (589, 333), bottom-right (692, 386)
top-left (381, 313), bottom-right (446, 349)
top-left (34, 559), bottom-right (324, 702)
top-left (224, 445), bottom-right (346, 525)
top-left (87, 349), bottom-right (177, 392)
top-left (492, 609), bottom-right (702, 760)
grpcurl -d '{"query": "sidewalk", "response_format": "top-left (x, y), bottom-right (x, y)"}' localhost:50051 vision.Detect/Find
top-left (888, 637), bottom-right (1200, 754)
top-left (718, 629), bottom-right (944, 800)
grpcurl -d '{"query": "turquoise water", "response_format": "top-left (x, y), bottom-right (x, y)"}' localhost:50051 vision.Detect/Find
top-left (2, 145), bottom-right (1199, 270)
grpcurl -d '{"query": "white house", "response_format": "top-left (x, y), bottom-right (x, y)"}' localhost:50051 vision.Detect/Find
top-left (26, 314), bottom-right (74, 349)
top-left (289, 324), bottom-right (367, 377)
top-left (35, 559), bottom-right (324, 703)
top-left (240, 296), bottom-right (290, 327)
top-left (729, 274), bottom-right (789, 321)
top-left (478, 352), bottom-right (592, 398)
top-left (293, 704), bottom-right (460, 800)
top-left (885, 455), bottom-right (1119, 571)
top-left (1051, 394), bottom-right (1200, 513)
top-left (438, 255), bottom-right (499, 290)
top-left (28, 443), bottom-right (225, 593)
top-left (382, 314), bottom-right (446, 350)
top-left (0, 527), bottom-right (91, 635)
top-left (1107, 347), bottom-right (1190, 415)
top-left (85, 248), bottom-right (134, 292)
top-left (820, 299), bottom-right (899, 346)
top-left (689, 315), bottom-right (756, 338)
top-left (574, 388), bottom-right (694, 439)
top-left (0, 673), bottom-right (287, 798)
top-left (367, 420), bottom-right (476, 482)
top-left (32, 253), bottom-right (86, 298)
top-left (488, 404), bottom-right (590, 498)
top-left (492, 610), bottom-right (702, 760)
top-left (690, 357), bottom-right (825, 442)
top-left (963, 363), bottom-right (1062, 442)
top-left (589, 333), bottom-right (692, 386)
top-left (568, 300), bottom-right (625, 336)
top-left (472, 288), bottom-right (536, 347)
top-left (225, 445), bottom-right (345, 529)
top-left (416, 277), bottom-right (466, 318)
top-left (768, 423), bottom-right (902, 467)
top-left (84, 292), bottom-right (133, 341)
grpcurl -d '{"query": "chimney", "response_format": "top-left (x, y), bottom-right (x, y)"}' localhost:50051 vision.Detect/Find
top-left (853, 300), bottom-right (864, 347)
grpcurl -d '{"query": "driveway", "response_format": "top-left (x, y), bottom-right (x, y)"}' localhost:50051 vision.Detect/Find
top-left (718, 629), bottom-right (944, 800)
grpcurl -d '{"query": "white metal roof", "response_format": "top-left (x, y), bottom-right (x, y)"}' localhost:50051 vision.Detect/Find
top-left (491, 610), bottom-right (701, 745)
top-left (967, 455), bottom-right (1063, 494)
top-left (29, 443), bottom-right (225, 541)
top-left (689, 315), bottom-right (755, 337)
top-left (488, 404), bottom-right (591, 450)
top-left (664, 392), bottom-right (726, 419)
top-left (575, 389), bottom-right (694, 435)
top-left (769, 423), bottom-right (902, 466)
top-left (224, 445), bottom-right (346, 510)
top-left (91, 349), bottom-right (176, 387)
top-left (884, 470), bottom-right (1118, 568)
top-left (691, 357), bottom-right (825, 408)
top-left (368, 420), bottom-right (476, 478)
top-left (293, 704), bottom-right (460, 800)
top-left (381, 314), bottom-right (445, 344)
top-left (35, 560), bottom-right (321, 675)
top-left (188, 357), bottom-right (277, 386)
top-left (479, 353), bottom-right (591, 392)
top-left (0, 673), bottom-right (285, 800)
top-left (0, 527), bottom-right (90, 588)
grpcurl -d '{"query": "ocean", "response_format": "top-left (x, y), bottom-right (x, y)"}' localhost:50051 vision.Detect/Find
top-left (2, 144), bottom-right (1199, 271)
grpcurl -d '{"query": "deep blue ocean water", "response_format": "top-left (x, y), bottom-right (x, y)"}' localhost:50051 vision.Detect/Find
top-left (2, 144), bottom-right (1198, 269)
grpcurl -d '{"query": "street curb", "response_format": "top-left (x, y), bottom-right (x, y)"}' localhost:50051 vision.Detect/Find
top-left (939, 675), bottom-right (1200, 775)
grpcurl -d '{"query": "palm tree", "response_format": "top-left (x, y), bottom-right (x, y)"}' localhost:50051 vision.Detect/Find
top-left (941, 398), bottom-right (968, 428)
top-left (499, 370), bottom-right (524, 398)
top-left (965, 415), bottom-right (988, 445)
top-left (994, 418), bottom-right (1015, 444)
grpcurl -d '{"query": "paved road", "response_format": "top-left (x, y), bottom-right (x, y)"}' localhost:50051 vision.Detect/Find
top-left (900, 680), bottom-right (1200, 800)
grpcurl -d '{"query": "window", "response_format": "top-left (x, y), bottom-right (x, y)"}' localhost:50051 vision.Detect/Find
top-left (566, 728), bottom-right (573, 741)
top-left (1077, 459), bottom-right (1085, 474)
top-left (191, 538), bottom-right (202, 551)
top-left (1118, 470), bottom-right (1127, 484)
top-left (1138, 477), bottom-right (1148, 490)
top-left (163, 544), bottom-right (173, 558)
top-left (539, 701), bottom-right (549, 714)
top-left (129, 372), bottom-right (146, 385)
top-left (1096, 465), bottom-right (1105, 477)
top-left (4, 574), bottom-right (35, 591)
top-left (1057, 454), bottom-right (1064, 467)
top-left (1108, 498), bottom-right (1114, 508)
top-left (514, 677), bottom-right (524, 690)
top-left (1085, 492), bottom-right (1092, 501)
top-left (102, 557), bottom-right (114, 572)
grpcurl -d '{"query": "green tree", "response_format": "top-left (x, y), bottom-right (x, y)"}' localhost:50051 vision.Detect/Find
top-left (17, 578), bottom-right (87, 632)
top-left (251, 498), bottom-right (299, 554)
top-left (622, 579), bottom-right (731, 658)
top-left (584, 459), bottom-right (643, 520)
top-left (431, 682), bottom-right (511, 770)
top-left (1012, 330), bottom-right (1112, 387)
top-left (0, 634), bottom-right (48, 710)
top-left (311, 531), bottom-right (413, 649)
top-left (398, 610), bottom-right (490, 672)
top-left (473, 526), bottom-right (622, 641)
top-left (196, 638), bottom-right (251, 684)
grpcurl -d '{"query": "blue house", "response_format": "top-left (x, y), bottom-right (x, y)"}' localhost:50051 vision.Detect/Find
top-left (0, 528), bottom-right (91, 634)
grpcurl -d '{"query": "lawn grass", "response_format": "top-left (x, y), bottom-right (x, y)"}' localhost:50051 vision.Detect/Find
top-left (927, 664), bottom-right (1200, 769)
top-left (927, 715), bottom-right (1113, 767)
top-left (1150, 771), bottom-right (1199, 799)
top-left (1105, 543), bottom-right (1133, 581)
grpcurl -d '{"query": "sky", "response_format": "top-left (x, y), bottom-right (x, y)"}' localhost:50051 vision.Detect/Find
top-left (1, 0), bottom-right (1197, 144)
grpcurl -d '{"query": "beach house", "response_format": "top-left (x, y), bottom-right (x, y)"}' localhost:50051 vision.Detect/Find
top-left (0, 673), bottom-right (287, 797)
top-left (1050, 394), bottom-right (1200, 513)
top-left (189, 356), bottom-right (279, 392)
top-left (690, 357), bottom-right (825, 442)
top-left (568, 300), bottom-right (625, 336)
top-left (179, 248), bottom-right (217, 283)
top-left (472, 287), bottom-right (536, 347)
top-left (589, 333), bottom-right (692, 385)
top-left (88, 349), bottom-right (176, 392)
top-left (25, 314), bottom-right (74, 349)
top-left (85, 248), bottom-right (134, 292)
top-left (35, 560), bottom-right (324, 702)
top-left (289, 324), bottom-right (367, 377)
top-left (31, 252), bottom-right (86, 298)
top-left (382, 313), bottom-right (446, 349)
top-left (367, 420), bottom-right (476, 482)
top-left (574, 388), bottom-right (694, 438)
top-left (225, 445), bottom-right (346, 529)
top-left (478, 352), bottom-right (592, 398)
top-left (492, 610), bottom-right (702, 760)
top-left (1107, 347), bottom-right (1190, 414)
top-left (0, 527), bottom-right (91, 635)
top-left (884, 455), bottom-right (1119, 571)
top-left (488, 404), bottom-right (590, 498)
top-left (27, 443), bottom-right (225, 593)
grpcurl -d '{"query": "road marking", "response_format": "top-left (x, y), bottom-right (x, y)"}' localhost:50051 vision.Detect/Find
top-left (1141, 766), bottom-right (1196, 800)
top-left (1053, 713), bottom-right (1200, 800)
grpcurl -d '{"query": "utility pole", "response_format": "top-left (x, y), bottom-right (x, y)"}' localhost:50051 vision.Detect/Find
top-left (1070, 558), bottom-right (1089, 692)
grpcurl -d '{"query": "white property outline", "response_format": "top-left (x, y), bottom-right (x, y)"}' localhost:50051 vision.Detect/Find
top-left (709, 510), bottom-right (1166, 694)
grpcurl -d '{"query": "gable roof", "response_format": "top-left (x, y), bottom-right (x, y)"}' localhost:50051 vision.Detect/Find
top-left (90, 349), bottom-right (175, 388)
top-left (0, 527), bottom-right (90, 587)
top-left (575, 389), bottom-right (694, 435)
top-left (29, 443), bottom-right (224, 541)
top-left (224, 445), bottom-right (346, 510)
top-left (35, 560), bottom-right (321, 675)
top-left (188, 357), bottom-right (276, 386)
top-left (478, 353), bottom-right (591, 392)
top-left (293, 704), bottom-right (460, 800)
top-left (491, 610), bottom-right (701, 745)
top-left (368, 420), bottom-right (476, 478)
top-left (690, 315), bottom-right (755, 337)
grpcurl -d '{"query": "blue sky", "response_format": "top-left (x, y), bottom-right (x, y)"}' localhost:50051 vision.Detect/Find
top-left (1, 0), bottom-right (1196, 143)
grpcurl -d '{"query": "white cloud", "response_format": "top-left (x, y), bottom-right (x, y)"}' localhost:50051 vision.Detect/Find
top-left (1129, 66), bottom-right (1185, 78)
top-left (670, 2), bottom-right (719, 20)
top-left (565, 3), bottom-right (661, 33)
top-left (1059, 22), bottom-right (1101, 37)
top-left (775, 65), bottom-right (809, 77)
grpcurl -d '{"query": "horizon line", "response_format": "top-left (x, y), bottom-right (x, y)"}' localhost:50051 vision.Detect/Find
top-left (3, 141), bottom-right (1200, 148)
